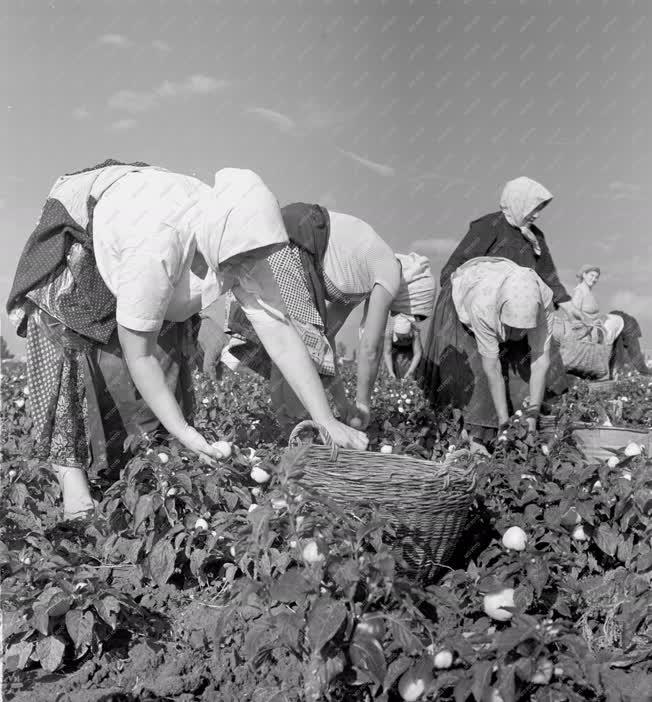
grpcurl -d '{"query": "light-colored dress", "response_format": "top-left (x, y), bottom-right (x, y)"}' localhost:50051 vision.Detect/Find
top-left (571, 282), bottom-right (623, 345)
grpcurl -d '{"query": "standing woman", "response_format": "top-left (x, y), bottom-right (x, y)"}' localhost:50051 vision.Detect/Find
top-left (7, 162), bottom-right (367, 519)
top-left (383, 313), bottom-right (424, 380)
top-left (418, 176), bottom-right (580, 441)
top-left (222, 204), bottom-right (436, 429)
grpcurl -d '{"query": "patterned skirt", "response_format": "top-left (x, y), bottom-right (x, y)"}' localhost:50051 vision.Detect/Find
top-left (26, 305), bottom-right (199, 477)
top-left (224, 244), bottom-right (336, 379)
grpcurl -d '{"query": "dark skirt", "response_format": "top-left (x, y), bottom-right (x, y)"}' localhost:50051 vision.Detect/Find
top-left (26, 305), bottom-right (199, 478)
top-left (417, 284), bottom-right (569, 440)
top-left (392, 345), bottom-right (414, 379)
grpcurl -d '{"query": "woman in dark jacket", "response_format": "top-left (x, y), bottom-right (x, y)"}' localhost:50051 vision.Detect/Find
top-left (418, 177), bottom-right (583, 442)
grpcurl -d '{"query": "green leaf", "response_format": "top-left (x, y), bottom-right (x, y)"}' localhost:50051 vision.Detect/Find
top-left (133, 494), bottom-right (154, 531)
top-left (148, 539), bottom-right (176, 586)
top-left (95, 595), bottom-right (120, 628)
top-left (383, 654), bottom-right (412, 692)
top-left (348, 633), bottom-right (386, 687)
top-left (35, 634), bottom-right (66, 672)
top-left (46, 592), bottom-right (72, 618)
top-left (270, 568), bottom-right (312, 604)
top-left (471, 660), bottom-right (493, 702)
top-left (307, 597), bottom-right (347, 653)
top-left (5, 641), bottom-right (34, 672)
top-left (526, 559), bottom-right (549, 597)
top-left (594, 524), bottom-right (619, 557)
top-left (65, 609), bottom-right (95, 653)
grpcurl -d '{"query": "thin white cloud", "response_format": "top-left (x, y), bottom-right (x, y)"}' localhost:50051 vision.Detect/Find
top-left (72, 107), bottom-right (90, 120)
top-left (110, 118), bottom-right (137, 131)
top-left (337, 148), bottom-right (395, 177)
top-left (609, 290), bottom-right (652, 320)
top-left (608, 181), bottom-right (644, 201)
top-left (109, 75), bottom-right (230, 114)
top-left (246, 107), bottom-right (296, 134)
top-left (98, 33), bottom-right (131, 48)
top-left (409, 238), bottom-right (458, 257)
top-left (152, 40), bottom-right (171, 52)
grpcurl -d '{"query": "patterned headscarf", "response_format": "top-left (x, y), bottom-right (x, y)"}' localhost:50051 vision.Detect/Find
top-left (497, 266), bottom-right (553, 329)
top-left (499, 177), bottom-right (553, 257)
top-left (392, 252), bottom-right (436, 318)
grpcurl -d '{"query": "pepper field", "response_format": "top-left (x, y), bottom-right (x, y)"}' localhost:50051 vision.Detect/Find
top-left (1, 363), bottom-right (651, 702)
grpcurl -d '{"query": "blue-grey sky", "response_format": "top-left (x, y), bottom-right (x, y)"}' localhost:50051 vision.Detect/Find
top-left (2, 0), bottom-right (650, 355)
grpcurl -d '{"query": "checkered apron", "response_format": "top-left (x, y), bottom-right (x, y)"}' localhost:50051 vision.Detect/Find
top-left (224, 244), bottom-right (336, 377)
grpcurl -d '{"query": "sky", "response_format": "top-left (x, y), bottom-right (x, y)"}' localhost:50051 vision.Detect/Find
top-left (1, 0), bottom-right (650, 356)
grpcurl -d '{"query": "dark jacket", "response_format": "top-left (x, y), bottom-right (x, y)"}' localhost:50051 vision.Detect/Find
top-left (440, 212), bottom-right (571, 306)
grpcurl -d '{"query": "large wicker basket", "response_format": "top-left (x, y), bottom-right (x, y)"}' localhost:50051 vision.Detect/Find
top-left (287, 421), bottom-right (477, 582)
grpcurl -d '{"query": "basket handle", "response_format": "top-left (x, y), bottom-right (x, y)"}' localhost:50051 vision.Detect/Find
top-left (288, 420), bottom-right (339, 461)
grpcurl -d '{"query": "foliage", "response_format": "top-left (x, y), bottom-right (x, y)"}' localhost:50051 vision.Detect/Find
top-left (1, 363), bottom-right (651, 702)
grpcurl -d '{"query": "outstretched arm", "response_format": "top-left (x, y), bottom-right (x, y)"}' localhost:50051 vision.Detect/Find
top-left (355, 284), bottom-right (395, 427)
top-left (232, 259), bottom-right (368, 449)
top-left (119, 324), bottom-right (226, 464)
top-left (405, 329), bottom-right (423, 378)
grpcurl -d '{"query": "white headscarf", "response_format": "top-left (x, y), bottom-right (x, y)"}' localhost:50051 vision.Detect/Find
top-left (193, 168), bottom-right (287, 272)
top-left (393, 313), bottom-right (413, 336)
top-left (497, 266), bottom-right (553, 329)
top-left (499, 177), bottom-right (553, 257)
top-left (392, 252), bottom-right (436, 318)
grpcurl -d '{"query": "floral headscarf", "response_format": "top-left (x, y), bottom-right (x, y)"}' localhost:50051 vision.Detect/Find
top-left (497, 265), bottom-right (553, 329)
top-left (499, 177), bottom-right (553, 257)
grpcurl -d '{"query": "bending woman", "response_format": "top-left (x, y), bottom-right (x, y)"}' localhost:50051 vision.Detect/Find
top-left (7, 162), bottom-right (367, 519)
top-left (418, 177), bottom-right (578, 440)
top-left (450, 257), bottom-right (554, 436)
top-left (383, 313), bottom-right (424, 380)
top-left (222, 203), bottom-right (435, 429)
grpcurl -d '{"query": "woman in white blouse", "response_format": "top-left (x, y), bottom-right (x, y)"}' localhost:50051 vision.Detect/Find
top-left (9, 164), bottom-right (368, 519)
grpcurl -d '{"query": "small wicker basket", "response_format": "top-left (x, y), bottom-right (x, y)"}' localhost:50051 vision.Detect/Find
top-left (539, 416), bottom-right (651, 462)
top-left (287, 421), bottom-right (477, 582)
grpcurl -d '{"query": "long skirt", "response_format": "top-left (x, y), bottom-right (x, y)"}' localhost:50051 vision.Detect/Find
top-left (26, 305), bottom-right (199, 478)
top-left (417, 283), bottom-right (569, 440)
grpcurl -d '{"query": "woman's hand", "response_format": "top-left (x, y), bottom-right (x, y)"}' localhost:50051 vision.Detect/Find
top-left (180, 425), bottom-right (228, 465)
top-left (322, 417), bottom-right (369, 450)
top-left (347, 402), bottom-right (371, 430)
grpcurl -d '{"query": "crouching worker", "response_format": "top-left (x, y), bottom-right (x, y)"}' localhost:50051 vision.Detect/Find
top-left (442, 256), bottom-right (555, 443)
top-left (7, 161), bottom-right (368, 520)
top-left (383, 313), bottom-right (424, 380)
top-left (221, 202), bottom-right (436, 430)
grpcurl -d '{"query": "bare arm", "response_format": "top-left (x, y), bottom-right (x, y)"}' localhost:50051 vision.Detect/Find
top-left (118, 324), bottom-right (224, 463)
top-left (232, 260), bottom-right (367, 449)
top-left (405, 329), bottom-right (423, 378)
top-left (383, 324), bottom-right (396, 378)
top-left (356, 284), bottom-right (395, 416)
top-left (480, 355), bottom-right (509, 427)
